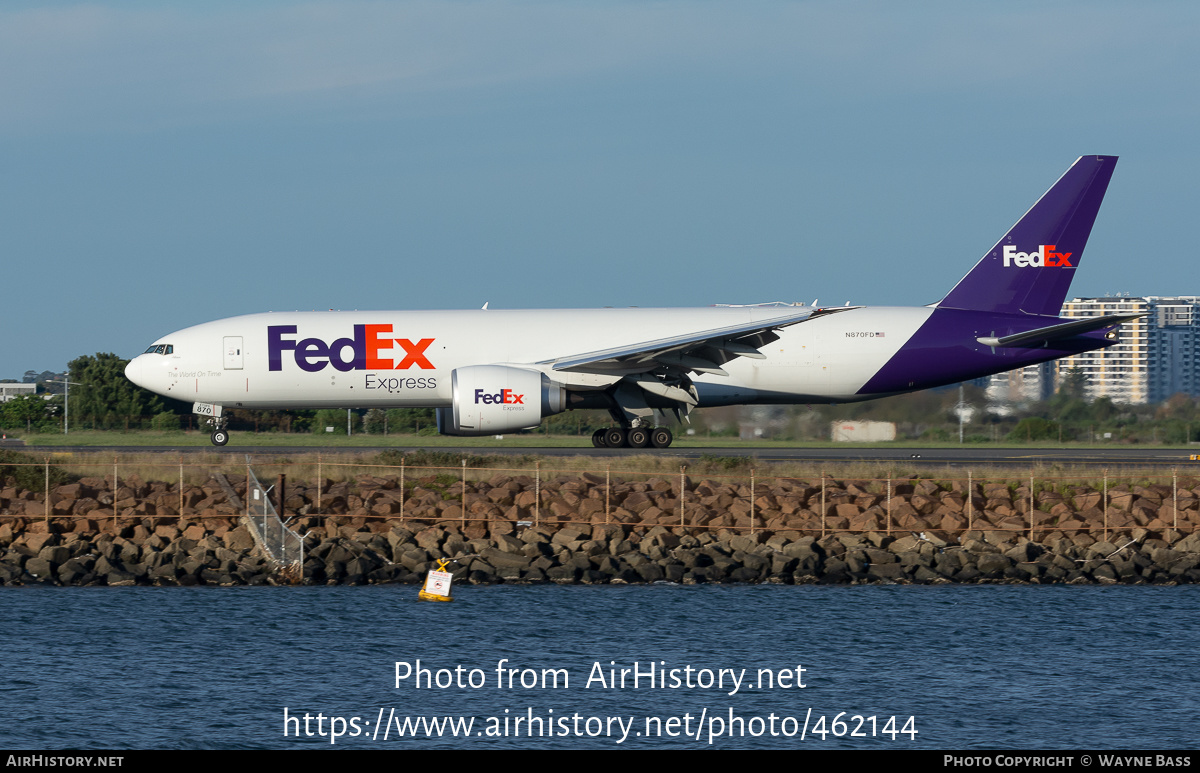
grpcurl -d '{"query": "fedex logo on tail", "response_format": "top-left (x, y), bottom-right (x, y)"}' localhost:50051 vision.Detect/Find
top-left (1002, 244), bottom-right (1073, 268)
top-left (268, 324), bottom-right (434, 372)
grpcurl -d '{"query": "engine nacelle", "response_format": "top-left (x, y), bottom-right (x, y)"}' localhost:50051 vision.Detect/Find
top-left (436, 365), bottom-right (566, 436)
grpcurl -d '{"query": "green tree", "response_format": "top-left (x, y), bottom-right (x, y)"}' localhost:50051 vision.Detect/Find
top-left (150, 412), bottom-right (180, 432)
top-left (1090, 397), bottom-right (1118, 424)
top-left (1045, 367), bottom-right (1089, 426)
top-left (1007, 417), bottom-right (1061, 442)
top-left (1056, 367), bottom-right (1088, 401)
top-left (312, 409), bottom-right (361, 435)
top-left (363, 409), bottom-right (387, 434)
top-left (385, 408), bottom-right (436, 434)
top-left (69, 353), bottom-right (166, 430)
top-left (1158, 393), bottom-right (1198, 422)
top-left (0, 394), bottom-right (49, 433)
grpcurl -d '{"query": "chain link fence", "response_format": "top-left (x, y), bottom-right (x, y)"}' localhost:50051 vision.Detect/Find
top-left (3, 453), bottom-right (1199, 542)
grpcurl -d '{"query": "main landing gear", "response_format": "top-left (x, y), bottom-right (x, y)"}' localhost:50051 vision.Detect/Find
top-left (591, 426), bottom-right (673, 449)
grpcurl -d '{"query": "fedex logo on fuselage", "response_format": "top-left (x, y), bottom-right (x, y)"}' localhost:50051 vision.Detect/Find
top-left (1002, 244), bottom-right (1073, 268)
top-left (475, 389), bottom-right (524, 405)
top-left (268, 324), bottom-right (434, 373)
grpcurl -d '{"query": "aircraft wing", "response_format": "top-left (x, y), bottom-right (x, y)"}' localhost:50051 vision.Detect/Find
top-left (541, 306), bottom-right (852, 377)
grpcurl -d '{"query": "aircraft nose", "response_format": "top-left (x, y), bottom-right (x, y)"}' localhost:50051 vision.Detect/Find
top-left (124, 356), bottom-right (146, 389)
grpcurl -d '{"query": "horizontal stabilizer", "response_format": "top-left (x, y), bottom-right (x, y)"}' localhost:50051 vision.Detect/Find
top-left (975, 313), bottom-right (1143, 348)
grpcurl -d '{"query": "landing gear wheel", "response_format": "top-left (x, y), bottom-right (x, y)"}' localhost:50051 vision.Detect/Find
top-left (627, 427), bottom-right (650, 448)
top-left (211, 429), bottom-right (229, 446)
top-left (591, 429), bottom-right (607, 448)
top-left (603, 427), bottom-right (628, 448)
top-left (650, 427), bottom-right (673, 449)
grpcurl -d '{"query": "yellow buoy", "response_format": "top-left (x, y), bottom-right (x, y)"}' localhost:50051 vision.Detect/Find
top-left (418, 558), bottom-right (455, 602)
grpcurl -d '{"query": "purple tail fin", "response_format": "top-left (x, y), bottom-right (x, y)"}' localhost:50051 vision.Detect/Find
top-left (938, 155), bottom-right (1117, 316)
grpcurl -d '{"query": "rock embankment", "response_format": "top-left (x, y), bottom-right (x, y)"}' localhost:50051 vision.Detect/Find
top-left (2, 471), bottom-right (1200, 585)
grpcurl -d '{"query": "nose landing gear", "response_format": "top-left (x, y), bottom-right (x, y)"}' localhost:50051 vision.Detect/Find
top-left (193, 403), bottom-right (229, 446)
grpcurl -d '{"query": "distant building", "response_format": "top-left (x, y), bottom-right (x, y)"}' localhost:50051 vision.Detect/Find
top-left (985, 361), bottom-right (1055, 403)
top-left (0, 383), bottom-right (37, 403)
top-left (985, 296), bottom-right (1200, 405)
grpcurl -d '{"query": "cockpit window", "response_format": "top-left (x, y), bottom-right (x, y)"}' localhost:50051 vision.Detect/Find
top-left (144, 344), bottom-right (173, 355)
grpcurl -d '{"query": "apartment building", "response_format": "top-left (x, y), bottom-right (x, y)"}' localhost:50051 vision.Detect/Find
top-left (985, 296), bottom-right (1200, 405)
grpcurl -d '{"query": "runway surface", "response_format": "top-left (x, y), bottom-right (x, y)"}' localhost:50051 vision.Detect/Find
top-left (14, 443), bottom-right (1200, 468)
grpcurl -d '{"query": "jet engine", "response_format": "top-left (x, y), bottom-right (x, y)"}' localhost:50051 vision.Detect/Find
top-left (436, 365), bottom-right (566, 436)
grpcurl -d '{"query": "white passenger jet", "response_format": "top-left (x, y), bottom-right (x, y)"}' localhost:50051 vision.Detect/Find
top-left (126, 156), bottom-right (1135, 448)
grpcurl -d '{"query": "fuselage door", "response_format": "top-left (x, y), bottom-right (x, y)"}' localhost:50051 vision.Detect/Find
top-left (223, 336), bottom-right (244, 370)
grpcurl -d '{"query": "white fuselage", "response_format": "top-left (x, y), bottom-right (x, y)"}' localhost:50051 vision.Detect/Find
top-left (124, 306), bottom-right (935, 410)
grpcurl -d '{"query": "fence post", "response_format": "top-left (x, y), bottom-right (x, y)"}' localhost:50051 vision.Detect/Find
top-left (1174, 467), bottom-right (1179, 532)
top-left (276, 475), bottom-right (283, 559)
top-left (178, 456), bottom-right (184, 519)
top-left (820, 472), bottom-right (826, 540)
top-left (317, 453), bottom-right (322, 515)
top-left (750, 468), bottom-right (755, 534)
top-left (680, 465), bottom-right (686, 528)
top-left (1029, 472), bottom-right (1035, 542)
top-left (535, 460), bottom-right (540, 528)
top-left (967, 470), bottom-right (973, 533)
top-left (886, 477), bottom-right (892, 535)
top-left (461, 458), bottom-right (467, 529)
top-left (399, 455), bottom-right (405, 522)
top-left (1103, 469), bottom-right (1108, 542)
top-left (44, 458), bottom-right (49, 523)
top-left (605, 465), bottom-right (610, 525)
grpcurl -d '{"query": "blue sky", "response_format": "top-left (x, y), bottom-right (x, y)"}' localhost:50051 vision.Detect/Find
top-left (4, 1), bottom-right (1198, 377)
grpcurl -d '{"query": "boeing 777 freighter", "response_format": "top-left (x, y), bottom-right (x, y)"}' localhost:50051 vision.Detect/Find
top-left (125, 156), bottom-right (1134, 448)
